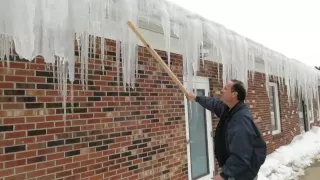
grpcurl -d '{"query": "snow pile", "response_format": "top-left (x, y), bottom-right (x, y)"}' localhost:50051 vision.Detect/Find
top-left (257, 126), bottom-right (320, 180)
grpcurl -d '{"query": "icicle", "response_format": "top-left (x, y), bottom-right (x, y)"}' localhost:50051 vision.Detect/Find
top-left (116, 40), bottom-right (121, 90)
top-left (79, 35), bottom-right (85, 89)
top-left (62, 58), bottom-right (68, 121)
top-left (101, 37), bottom-right (105, 72)
top-left (85, 36), bottom-right (89, 91)
top-left (118, 0), bottom-right (139, 89)
top-left (0, 0), bottom-right (319, 121)
top-left (161, 8), bottom-right (171, 69)
top-left (317, 90), bottom-right (320, 121)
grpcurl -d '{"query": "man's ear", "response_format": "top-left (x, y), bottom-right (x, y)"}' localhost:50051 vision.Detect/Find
top-left (232, 91), bottom-right (238, 97)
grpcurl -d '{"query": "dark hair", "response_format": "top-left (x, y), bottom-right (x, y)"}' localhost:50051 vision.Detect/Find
top-left (230, 79), bottom-right (246, 101)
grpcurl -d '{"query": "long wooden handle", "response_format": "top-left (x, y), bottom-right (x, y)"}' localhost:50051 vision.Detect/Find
top-left (127, 21), bottom-right (189, 96)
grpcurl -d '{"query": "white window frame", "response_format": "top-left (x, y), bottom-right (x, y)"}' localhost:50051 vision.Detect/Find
top-left (317, 95), bottom-right (320, 122)
top-left (183, 76), bottom-right (214, 180)
top-left (269, 82), bottom-right (282, 135)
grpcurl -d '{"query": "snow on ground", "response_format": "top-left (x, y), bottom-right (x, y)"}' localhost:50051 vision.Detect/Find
top-left (257, 126), bottom-right (320, 180)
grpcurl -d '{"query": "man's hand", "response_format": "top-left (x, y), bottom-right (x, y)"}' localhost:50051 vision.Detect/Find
top-left (187, 92), bottom-right (196, 101)
top-left (212, 175), bottom-right (224, 180)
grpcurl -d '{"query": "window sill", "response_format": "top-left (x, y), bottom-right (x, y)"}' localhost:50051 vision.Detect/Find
top-left (272, 132), bottom-right (283, 140)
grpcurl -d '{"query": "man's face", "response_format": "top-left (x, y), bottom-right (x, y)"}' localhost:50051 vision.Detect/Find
top-left (220, 81), bottom-right (237, 104)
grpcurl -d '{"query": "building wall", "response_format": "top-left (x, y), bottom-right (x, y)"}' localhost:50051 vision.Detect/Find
top-left (0, 37), bottom-right (315, 180)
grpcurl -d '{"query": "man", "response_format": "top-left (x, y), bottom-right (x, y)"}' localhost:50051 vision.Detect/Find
top-left (187, 79), bottom-right (267, 180)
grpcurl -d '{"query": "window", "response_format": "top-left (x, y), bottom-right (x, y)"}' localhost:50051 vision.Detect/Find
top-left (268, 82), bottom-right (281, 135)
top-left (307, 100), bottom-right (314, 123)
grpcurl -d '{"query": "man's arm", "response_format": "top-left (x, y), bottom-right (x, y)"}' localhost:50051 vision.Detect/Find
top-left (195, 96), bottom-right (225, 118)
top-left (220, 115), bottom-right (254, 179)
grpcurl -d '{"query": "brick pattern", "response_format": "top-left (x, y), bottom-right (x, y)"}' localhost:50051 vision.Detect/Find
top-left (0, 37), bottom-right (317, 179)
top-left (0, 39), bottom-right (187, 180)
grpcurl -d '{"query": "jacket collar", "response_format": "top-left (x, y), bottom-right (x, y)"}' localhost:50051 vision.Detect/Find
top-left (226, 100), bottom-right (247, 117)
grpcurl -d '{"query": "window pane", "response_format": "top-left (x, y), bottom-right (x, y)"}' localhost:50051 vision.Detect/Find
top-left (269, 85), bottom-right (278, 131)
top-left (188, 89), bottom-right (210, 179)
top-left (299, 102), bottom-right (306, 133)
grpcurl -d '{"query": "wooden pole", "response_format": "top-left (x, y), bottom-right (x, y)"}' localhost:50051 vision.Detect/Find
top-left (127, 21), bottom-right (189, 96)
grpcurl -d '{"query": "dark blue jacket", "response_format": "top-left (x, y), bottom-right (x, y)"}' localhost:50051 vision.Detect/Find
top-left (195, 96), bottom-right (267, 180)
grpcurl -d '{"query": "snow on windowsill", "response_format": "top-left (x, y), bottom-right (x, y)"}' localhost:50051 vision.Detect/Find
top-left (258, 126), bottom-right (320, 180)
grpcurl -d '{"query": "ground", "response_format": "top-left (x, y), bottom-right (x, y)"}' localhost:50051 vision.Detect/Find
top-left (299, 161), bottom-right (320, 180)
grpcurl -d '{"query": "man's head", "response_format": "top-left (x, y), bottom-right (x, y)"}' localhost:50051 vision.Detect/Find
top-left (220, 79), bottom-right (246, 106)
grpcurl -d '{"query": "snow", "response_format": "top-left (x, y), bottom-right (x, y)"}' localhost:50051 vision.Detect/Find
top-left (0, 0), bottom-right (319, 114)
top-left (257, 126), bottom-right (320, 180)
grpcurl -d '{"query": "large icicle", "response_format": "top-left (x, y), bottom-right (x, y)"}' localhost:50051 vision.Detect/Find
top-left (0, 0), bottom-right (319, 118)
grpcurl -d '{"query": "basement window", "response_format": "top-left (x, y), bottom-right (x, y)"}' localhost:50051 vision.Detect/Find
top-left (268, 82), bottom-right (282, 135)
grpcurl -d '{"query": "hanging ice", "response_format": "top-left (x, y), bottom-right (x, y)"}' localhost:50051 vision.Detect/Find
top-left (0, 0), bottom-right (318, 117)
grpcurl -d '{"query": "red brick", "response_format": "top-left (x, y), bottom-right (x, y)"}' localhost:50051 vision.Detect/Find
top-left (74, 154), bottom-right (89, 162)
top-left (3, 117), bottom-right (25, 124)
top-left (16, 150), bottom-right (37, 159)
top-left (15, 124), bottom-right (35, 130)
top-left (7, 62), bottom-right (26, 69)
top-left (45, 115), bottom-right (63, 121)
top-left (29, 64), bottom-right (45, 70)
top-left (89, 152), bottom-right (102, 159)
top-left (36, 135), bottom-right (54, 142)
top-left (0, 154), bottom-right (14, 162)
top-left (73, 167), bottom-right (88, 174)
top-left (47, 166), bottom-right (64, 174)
top-left (36, 174), bottom-right (55, 180)
top-left (0, 140), bottom-right (14, 147)
top-left (4, 173), bottom-right (26, 180)
top-left (26, 169), bottom-right (46, 179)
top-left (36, 122), bottom-right (54, 129)
top-left (38, 97), bottom-right (55, 102)
top-left (36, 161), bottom-right (55, 170)
top-left (27, 142), bottom-right (46, 150)
top-left (26, 116), bottom-right (44, 123)
top-left (26, 90), bottom-right (45, 96)
top-left (56, 170), bottom-right (72, 178)
top-left (16, 164), bottom-right (36, 174)
top-left (65, 174), bottom-right (81, 180)
top-left (2, 103), bottom-right (24, 110)
top-left (45, 90), bottom-right (59, 96)
top-left (5, 75), bottom-right (26, 82)
top-left (57, 145), bottom-right (73, 152)
top-left (65, 162), bottom-right (81, 170)
top-left (81, 159), bottom-right (95, 167)
top-left (5, 131), bottom-right (26, 139)
top-left (47, 152), bottom-right (64, 161)
top-left (26, 77), bottom-right (45, 83)
top-left (15, 69), bottom-right (34, 76)
top-left (38, 148), bottom-right (55, 156)
top-left (47, 128), bottom-right (64, 134)
top-left (81, 170), bottom-right (95, 179)
top-left (0, 83), bottom-right (14, 88)
top-left (15, 137), bottom-right (35, 145)
top-left (89, 174), bottom-right (104, 180)
top-left (0, 169), bottom-right (13, 178)
top-left (5, 159), bottom-right (26, 168)
top-left (56, 157), bottom-right (73, 166)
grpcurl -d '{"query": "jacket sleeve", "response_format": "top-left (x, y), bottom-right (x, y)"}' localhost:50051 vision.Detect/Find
top-left (220, 115), bottom-right (254, 178)
top-left (195, 96), bottom-right (225, 118)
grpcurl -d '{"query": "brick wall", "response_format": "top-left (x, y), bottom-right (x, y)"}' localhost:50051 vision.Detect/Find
top-left (0, 37), bottom-right (311, 180)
